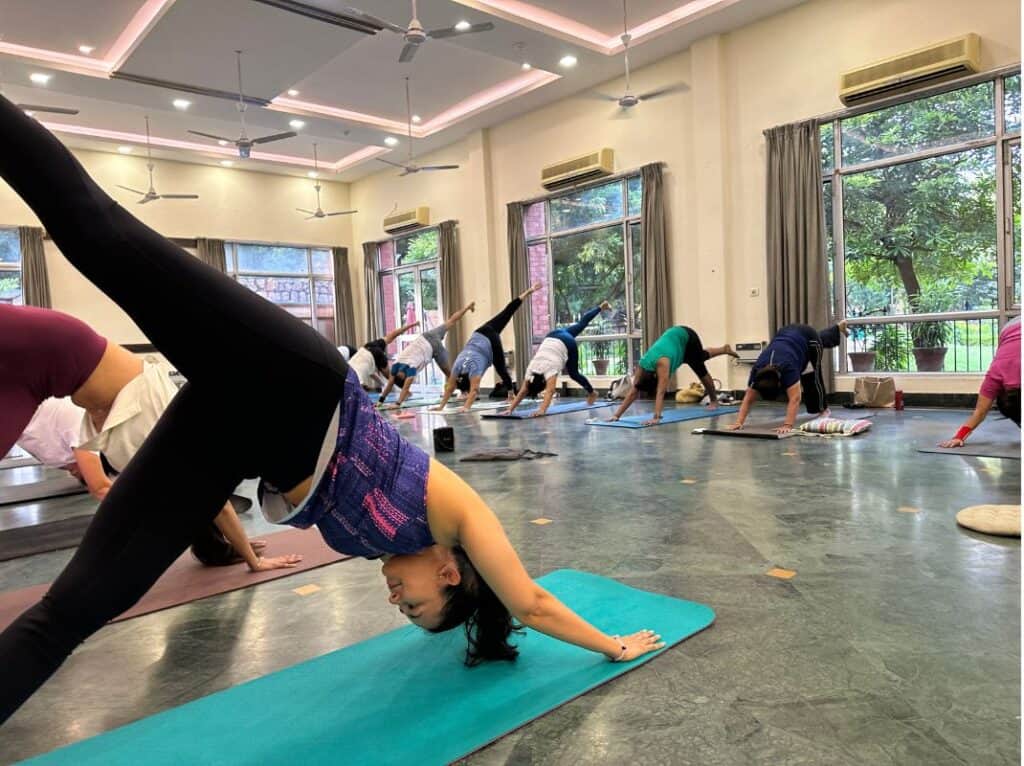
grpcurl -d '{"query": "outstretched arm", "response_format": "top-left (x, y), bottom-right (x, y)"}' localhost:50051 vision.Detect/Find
top-left (428, 460), bottom-right (664, 662)
top-left (212, 501), bottom-right (301, 572)
top-left (395, 376), bottom-right (416, 407)
top-left (610, 370), bottom-right (642, 421)
top-left (505, 381), bottom-right (530, 415)
top-left (383, 321), bottom-right (419, 345)
top-left (461, 377), bottom-right (482, 412)
top-left (777, 384), bottom-right (802, 434)
top-left (434, 375), bottom-right (459, 411)
top-left (532, 377), bottom-right (558, 417)
top-left (71, 449), bottom-right (112, 500)
top-left (445, 302), bottom-right (476, 328)
top-left (378, 376), bottom-right (397, 406)
top-left (939, 394), bottom-right (994, 447)
top-left (728, 388), bottom-right (759, 430)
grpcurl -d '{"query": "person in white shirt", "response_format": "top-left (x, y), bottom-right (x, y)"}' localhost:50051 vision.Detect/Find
top-left (339, 320), bottom-right (420, 390)
top-left (16, 398), bottom-right (110, 499)
top-left (505, 301), bottom-right (610, 417)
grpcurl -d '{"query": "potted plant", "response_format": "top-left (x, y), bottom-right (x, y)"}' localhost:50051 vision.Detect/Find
top-left (846, 324), bottom-right (876, 372)
top-left (874, 324), bottom-right (911, 372)
top-left (910, 289), bottom-right (953, 372)
top-left (590, 339), bottom-right (612, 376)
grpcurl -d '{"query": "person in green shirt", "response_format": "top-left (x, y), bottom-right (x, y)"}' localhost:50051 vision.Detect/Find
top-left (608, 326), bottom-right (738, 425)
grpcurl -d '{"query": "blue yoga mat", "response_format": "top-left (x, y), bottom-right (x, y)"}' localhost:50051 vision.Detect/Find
top-left (25, 570), bottom-right (713, 766)
top-left (482, 400), bottom-right (615, 419)
top-left (587, 405), bottom-right (739, 429)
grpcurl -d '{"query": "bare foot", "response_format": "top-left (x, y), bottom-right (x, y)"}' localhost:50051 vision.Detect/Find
top-left (531, 281), bottom-right (542, 292)
top-left (600, 300), bottom-right (612, 311)
top-left (724, 344), bottom-right (739, 359)
top-left (838, 320), bottom-right (850, 337)
top-left (468, 302), bottom-right (476, 312)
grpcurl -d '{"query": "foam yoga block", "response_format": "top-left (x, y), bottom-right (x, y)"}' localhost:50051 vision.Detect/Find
top-left (24, 570), bottom-right (714, 766)
top-left (588, 405), bottom-right (739, 429)
top-left (482, 401), bottom-right (615, 419)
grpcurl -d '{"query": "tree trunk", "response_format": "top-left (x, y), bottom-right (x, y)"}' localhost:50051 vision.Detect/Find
top-left (894, 254), bottom-right (922, 308)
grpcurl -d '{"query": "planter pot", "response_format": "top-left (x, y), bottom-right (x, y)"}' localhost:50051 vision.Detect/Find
top-left (912, 347), bottom-right (948, 372)
top-left (592, 359), bottom-right (611, 376)
top-left (848, 351), bottom-right (877, 372)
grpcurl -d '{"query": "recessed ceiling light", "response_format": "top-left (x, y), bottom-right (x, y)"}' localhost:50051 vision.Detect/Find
top-left (384, 136), bottom-right (399, 146)
top-left (117, 145), bottom-right (133, 154)
top-left (454, 20), bottom-right (471, 31)
top-left (220, 160), bottom-right (234, 167)
top-left (217, 139), bottom-right (229, 146)
top-left (78, 45), bottom-right (95, 55)
top-left (289, 119), bottom-right (306, 129)
top-left (521, 61), bottom-right (532, 70)
top-left (558, 55), bottom-right (577, 68)
top-left (172, 98), bottom-right (191, 110)
top-left (307, 171), bottom-right (319, 178)
top-left (411, 114), bottom-right (421, 123)
top-left (287, 89), bottom-right (300, 97)
top-left (30, 73), bottom-right (51, 85)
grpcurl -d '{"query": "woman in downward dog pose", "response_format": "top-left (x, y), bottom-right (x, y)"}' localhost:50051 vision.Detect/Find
top-left (0, 96), bottom-right (663, 724)
top-left (435, 283), bottom-right (543, 413)
top-left (504, 302), bottom-right (611, 417)
top-left (340, 320), bottom-right (420, 390)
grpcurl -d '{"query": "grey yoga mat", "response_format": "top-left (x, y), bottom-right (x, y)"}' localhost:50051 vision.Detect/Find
top-left (0, 475), bottom-right (88, 505)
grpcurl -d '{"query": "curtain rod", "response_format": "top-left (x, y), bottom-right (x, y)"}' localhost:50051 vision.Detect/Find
top-left (513, 162), bottom-right (664, 208)
top-left (765, 62), bottom-right (1021, 134)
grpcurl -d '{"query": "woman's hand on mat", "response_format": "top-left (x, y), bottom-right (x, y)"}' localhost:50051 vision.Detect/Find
top-left (775, 424), bottom-right (793, 435)
top-left (938, 437), bottom-right (965, 448)
top-left (706, 400), bottom-right (719, 410)
top-left (250, 554), bottom-right (303, 572)
top-left (529, 410), bottom-right (546, 418)
top-left (726, 422), bottom-right (744, 431)
top-left (606, 415), bottom-right (620, 422)
top-left (613, 629), bottom-right (665, 661)
top-left (642, 416), bottom-right (662, 426)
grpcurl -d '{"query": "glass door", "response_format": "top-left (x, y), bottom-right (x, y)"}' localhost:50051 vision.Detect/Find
top-left (388, 264), bottom-right (445, 386)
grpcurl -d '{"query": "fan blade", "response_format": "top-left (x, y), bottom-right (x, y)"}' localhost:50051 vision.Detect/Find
top-left (418, 165), bottom-right (460, 171)
top-left (375, 158), bottom-right (408, 169)
top-left (138, 196), bottom-right (156, 205)
top-left (296, 208), bottom-right (317, 215)
top-left (116, 185), bottom-right (147, 195)
top-left (428, 21), bottom-right (494, 38)
top-left (581, 92), bottom-right (622, 102)
top-left (635, 83), bottom-right (690, 101)
top-left (188, 129), bottom-right (236, 143)
top-left (398, 169), bottom-right (413, 177)
top-left (159, 194), bottom-right (200, 200)
top-left (398, 42), bottom-right (418, 63)
top-left (16, 104), bottom-right (79, 115)
top-left (343, 7), bottom-right (408, 34)
top-left (325, 210), bottom-right (358, 216)
top-left (251, 131), bottom-right (297, 145)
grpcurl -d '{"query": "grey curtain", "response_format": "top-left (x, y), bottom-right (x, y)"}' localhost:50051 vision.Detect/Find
top-left (18, 226), bottom-right (51, 308)
top-left (195, 238), bottom-right (226, 272)
top-left (363, 241), bottom-right (383, 342)
top-left (438, 220), bottom-right (463, 357)
top-left (765, 120), bottom-right (832, 387)
top-left (640, 163), bottom-right (671, 346)
top-left (507, 202), bottom-right (530, 383)
top-left (331, 246), bottom-right (356, 346)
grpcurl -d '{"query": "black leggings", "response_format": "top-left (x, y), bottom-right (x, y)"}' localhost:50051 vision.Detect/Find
top-left (475, 297), bottom-right (523, 390)
top-left (0, 95), bottom-right (347, 723)
top-left (796, 324), bottom-right (842, 414)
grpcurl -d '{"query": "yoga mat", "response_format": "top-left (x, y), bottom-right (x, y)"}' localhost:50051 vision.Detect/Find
top-left (482, 400), bottom-right (616, 419)
top-left (0, 513), bottom-right (95, 562)
top-left (588, 405), bottom-right (739, 429)
top-left (917, 441), bottom-right (1021, 460)
top-left (23, 570), bottom-right (714, 766)
top-left (0, 528), bottom-right (350, 632)
top-left (427, 400), bottom-right (511, 414)
top-left (0, 456), bottom-right (41, 470)
top-left (0, 475), bottom-right (87, 505)
top-left (378, 398), bottom-right (444, 410)
top-left (693, 414), bottom-right (827, 440)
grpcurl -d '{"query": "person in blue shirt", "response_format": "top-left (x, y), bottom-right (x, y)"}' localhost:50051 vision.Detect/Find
top-left (729, 320), bottom-right (849, 434)
top-left (435, 283), bottom-right (542, 413)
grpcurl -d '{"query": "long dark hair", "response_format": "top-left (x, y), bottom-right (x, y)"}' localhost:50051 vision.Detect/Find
top-left (428, 546), bottom-right (522, 666)
top-left (456, 373), bottom-right (472, 393)
top-left (525, 373), bottom-right (547, 398)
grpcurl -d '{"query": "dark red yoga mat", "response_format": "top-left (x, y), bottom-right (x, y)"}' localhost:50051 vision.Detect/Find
top-left (0, 528), bottom-right (350, 631)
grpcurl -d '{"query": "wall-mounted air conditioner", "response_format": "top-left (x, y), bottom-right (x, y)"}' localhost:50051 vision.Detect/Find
top-left (839, 33), bottom-right (981, 106)
top-left (383, 206), bottom-right (430, 233)
top-left (540, 149), bottom-right (614, 190)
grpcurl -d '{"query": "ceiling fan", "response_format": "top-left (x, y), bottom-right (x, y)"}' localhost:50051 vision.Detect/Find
top-left (345, 0), bottom-right (493, 63)
top-left (594, 0), bottom-right (688, 114)
top-left (117, 116), bottom-right (199, 204)
top-left (187, 50), bottom-right (296, 158)
top-left (298, 144), bottom-right (357, 220)
top-left (376, 78), bottom-right (459, 177)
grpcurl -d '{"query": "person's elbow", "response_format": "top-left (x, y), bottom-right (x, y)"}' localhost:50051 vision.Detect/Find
top-left (512, 586), bottom-right (551, 625)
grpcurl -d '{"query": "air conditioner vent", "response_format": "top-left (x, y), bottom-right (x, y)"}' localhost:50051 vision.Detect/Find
top-left (383, 206), bottom-right (429, 233)
top-left (541, 149), bottom-right (614, 190)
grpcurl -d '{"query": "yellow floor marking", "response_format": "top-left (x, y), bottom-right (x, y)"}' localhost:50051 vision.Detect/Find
top-left (292, 584), bottom-right (321, 596)
top-left (530, 518), bottom-right (553, 525)
top-left (782, 451), bottom-right (798, 456)
top-left (680, 478), bottom-right (698, 485)
top-left (766, 567), bottom-right (797, 580)
top-left (897, 506), bottom-right (921, 513)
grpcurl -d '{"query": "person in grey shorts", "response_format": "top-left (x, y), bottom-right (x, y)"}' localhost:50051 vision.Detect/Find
top-left (378, 302), bottom-right (476, 408)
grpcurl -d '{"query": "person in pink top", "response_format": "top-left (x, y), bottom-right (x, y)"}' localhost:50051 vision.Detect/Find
top-left (940, 316), bottom-right (1020, 447)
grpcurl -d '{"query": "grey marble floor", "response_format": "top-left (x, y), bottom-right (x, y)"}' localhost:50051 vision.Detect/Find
top-left (0, 405), bottom-right (1018, 765)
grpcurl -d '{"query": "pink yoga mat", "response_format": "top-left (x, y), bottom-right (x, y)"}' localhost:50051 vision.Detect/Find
top-left (0, 528), bottom-right (350, 631)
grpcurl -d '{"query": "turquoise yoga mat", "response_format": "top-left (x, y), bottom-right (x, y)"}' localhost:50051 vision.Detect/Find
top-left (482, 400), bottom-right (615, 419)
top-left (25, 570), bottom-right (714, 766)
top-left (588, 405), bottom-right (739, 429)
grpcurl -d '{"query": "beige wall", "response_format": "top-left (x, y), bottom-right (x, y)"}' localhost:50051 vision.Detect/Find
top-left (0, 150), bottom-right (352, 343)
top-left (350, 0), bottom-right (1019, 393)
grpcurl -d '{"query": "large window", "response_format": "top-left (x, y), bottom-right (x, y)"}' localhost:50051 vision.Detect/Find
top-left (0, 228), bottom-right (22, 305)
top-left (224, 242), bottom-right (335, 343)
top-left (524, 175), bottom-right (643, 378)
top-left (824, 71), bottom-right (1020, 373)
top-left (377, 228), bottom-right (444, 385)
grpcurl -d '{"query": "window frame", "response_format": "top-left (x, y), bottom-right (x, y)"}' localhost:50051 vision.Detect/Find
top-left (524, 173), bottom-right (644, 376)
top-left (822, 66), bottom-right (1021, 375)
top-left (0, 227), bottom-right (23, 306)
top-left (223, 240), bottom-right (335, 339)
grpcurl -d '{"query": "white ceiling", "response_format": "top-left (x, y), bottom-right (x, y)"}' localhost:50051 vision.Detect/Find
top-left (0, 0), bottom-right (806, 181)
